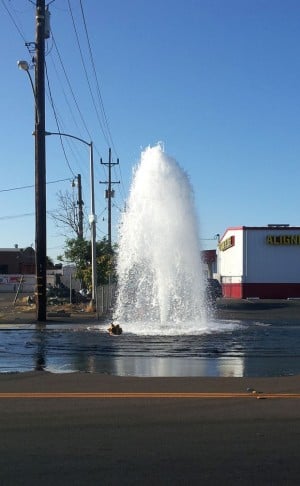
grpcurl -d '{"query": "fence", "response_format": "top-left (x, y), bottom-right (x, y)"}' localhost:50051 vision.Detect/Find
top-left (97, 283), bottom-right (117, 317)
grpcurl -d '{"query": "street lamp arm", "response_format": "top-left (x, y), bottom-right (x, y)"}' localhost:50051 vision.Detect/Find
top-left (45, 131), bottom-right (91, 147)
top-left (25, 70), bottom-right (36, 102)
top-left (26, 70), bottom-right (40, 124)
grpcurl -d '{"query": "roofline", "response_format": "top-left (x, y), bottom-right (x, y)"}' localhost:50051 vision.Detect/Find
top-left (220, 226), bottom-right (300, 241)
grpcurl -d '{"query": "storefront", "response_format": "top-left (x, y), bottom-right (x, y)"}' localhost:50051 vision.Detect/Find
top-left (218, 225), bottom-right (300, 299)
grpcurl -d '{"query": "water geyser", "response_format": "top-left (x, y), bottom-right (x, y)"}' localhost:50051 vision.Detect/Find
top-left (113, 144), bottom-right (207, 334)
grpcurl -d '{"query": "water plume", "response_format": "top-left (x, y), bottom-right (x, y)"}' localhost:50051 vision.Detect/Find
top-left (113, 144), bottom-right (207, 334)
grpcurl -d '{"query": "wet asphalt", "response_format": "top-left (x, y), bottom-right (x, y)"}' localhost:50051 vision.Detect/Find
top-left (0, 373), bottom-right (299, 486)
top-left (0, 296), bottom-right (299, 485)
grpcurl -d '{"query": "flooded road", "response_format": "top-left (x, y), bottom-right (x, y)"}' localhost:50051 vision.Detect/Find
top-left (0, 318), bottom-right (299, 377)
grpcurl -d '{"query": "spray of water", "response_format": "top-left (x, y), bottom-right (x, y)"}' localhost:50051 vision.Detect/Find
top-left (113, 144), bottom-right (207, 334)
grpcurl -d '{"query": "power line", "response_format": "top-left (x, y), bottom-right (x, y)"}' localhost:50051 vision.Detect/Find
top-left (67, 0), bottom-right (110, 148)
top-left (0, 209), bottom-right (56, 221)
top-left (0, 177), bottom-right (73, 193)
top-left (50, 25), bottom-right (106, 179)
top-left (48, 52), bottom-right (85, 139)
top-left (0, 0), bottom-right (28, 43)
top-left (44, 57), bottom-right (91, 182)
top-left (74, 1), bottom-right (125, 219)
top-left (45, 59), bottom-right (76, 177)
top-left (112, 162), bottom-right (127, 203)
top-left (79, 0), bottom-right (118, 158)
top-left (77, 1), bottom-right (125, 210)
top-left (0, 212), bottom-right (35, 220)
top-left (46, 18), bottom-right (107, 201)
top-left (50, 17), bottom-right (111, 182)
top-left (51, 32), bottom-right (94, 144)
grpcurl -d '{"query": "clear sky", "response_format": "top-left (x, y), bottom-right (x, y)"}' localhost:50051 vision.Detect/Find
top-left (1, 0), bottom-right (300, 262)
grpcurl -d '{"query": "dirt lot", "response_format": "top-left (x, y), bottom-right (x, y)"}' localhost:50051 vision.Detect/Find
top-left (1, 292), bottom-right (300, 324)
top-left (0, 292), bottom-right (98, 324)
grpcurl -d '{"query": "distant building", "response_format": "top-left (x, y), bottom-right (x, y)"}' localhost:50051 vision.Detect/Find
top-left (218, 225), bottom-right (300, 299)
top-left (201, 249), bottom-right (217, 279)
top-left (0, 246), bottom-right (35, 274)
top-left (60, 264), bottom-right (81, 291)
top-left (0, 247), bottom-right (63, 292)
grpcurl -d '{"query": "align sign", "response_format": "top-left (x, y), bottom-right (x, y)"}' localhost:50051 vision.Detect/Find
top-left (219, 236), bottom-right (235, 251)
top-left (266, 235), bottom-right (300, 245)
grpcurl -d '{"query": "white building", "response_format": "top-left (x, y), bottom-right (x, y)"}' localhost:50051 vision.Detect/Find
top-left (218, 224), bottom-right (300, 299)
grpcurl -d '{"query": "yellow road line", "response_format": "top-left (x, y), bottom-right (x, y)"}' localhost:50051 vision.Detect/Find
top-left (0, 392), bottom-right (299, 399)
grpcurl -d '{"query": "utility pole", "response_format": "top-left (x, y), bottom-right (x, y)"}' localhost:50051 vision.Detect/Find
top-left (76, 174), bottom-right (84, 239)
top-left (100, 148), bottom-right (120, 250)
top-left (35, 0), bottom-right (47, 321)
top-left (89, 142), bottom-right (97, 309)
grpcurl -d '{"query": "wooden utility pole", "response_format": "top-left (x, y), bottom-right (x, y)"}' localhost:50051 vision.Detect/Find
top-left (35, 0), bottom-right (47, 321)
top-left (100, 148), bottom-right (119, 250)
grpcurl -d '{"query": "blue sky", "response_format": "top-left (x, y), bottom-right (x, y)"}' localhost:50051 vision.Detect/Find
top-left (1, 0), bottom-right (300, 262)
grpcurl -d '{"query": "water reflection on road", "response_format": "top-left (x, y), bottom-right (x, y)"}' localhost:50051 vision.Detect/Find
top-left (0, 319), bottom-right (299, 377)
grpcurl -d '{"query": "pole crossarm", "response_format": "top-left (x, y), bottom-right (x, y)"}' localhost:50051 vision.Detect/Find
top-left (100, 148), bottom-right (120, 249)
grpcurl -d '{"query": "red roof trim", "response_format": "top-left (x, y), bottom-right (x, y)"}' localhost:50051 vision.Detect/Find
top-left (220, 226), bottom-right (300, 241)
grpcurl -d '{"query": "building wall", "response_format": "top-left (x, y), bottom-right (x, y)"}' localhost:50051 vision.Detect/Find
top-left (218, 228), bottom-right (244, 297)
top-left (245, 227), bottom-right (300, 283)
top-left (0, 249), bottom-right (20, 274)
top-left (0, 248), bottom-right (35, 274)
top-left (219, 226), bottom-right (300, 299)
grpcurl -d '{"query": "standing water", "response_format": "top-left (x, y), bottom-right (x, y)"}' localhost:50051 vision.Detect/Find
top-left (113, 144), bottom-right (208, 334)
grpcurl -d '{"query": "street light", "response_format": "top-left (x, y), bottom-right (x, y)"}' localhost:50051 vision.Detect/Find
top-left (17, 60), bottom-right (35, 94)
top-left (45, 131), bottom-right (98, 311)
top-left (17, 60), bottom-right (40, 123)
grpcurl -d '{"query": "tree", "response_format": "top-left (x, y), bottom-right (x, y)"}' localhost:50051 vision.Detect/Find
top-left (96, 238), bottom-right (118, 285)
top-left (51, 189), bottom-right (85, 239)
top-left (46, 256), bottom-right (55, 269)
top-left (58, 236), bottom-right (117, 290)
top-left (58, 237), bottom-right (90, 285)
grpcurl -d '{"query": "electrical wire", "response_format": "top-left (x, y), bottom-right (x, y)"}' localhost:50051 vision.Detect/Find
top-left (50, 14), bottom-right (114, 183)
top-left (48, 52), bottom-right (85, 140)
top-left (45, 60), bottom-right (76, 178)
top-left (79, 0), bottom-right (118, 158)
top-left (3, 0), bottom-right (121, 243)
top-left (67, 0), bottom-right (110, 148)
top-left (0, 178), bottom-right (73, 193)
top-left (50, 26), bottom-right (107, 182)
top-left (0, 212), bottom-right (34, 220)
top-left (0, 210), bottom-right (56, 221)
top-left (51, 32), bottom-right (94, 144)
top-left (49, 24), bottom-right (106, 216)
top-left (112, 163), bottom-right (127, 203)
top-left (43, 60), bottom-right (91, 182)
top-left (0, 0), bottom-right (28, 43)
